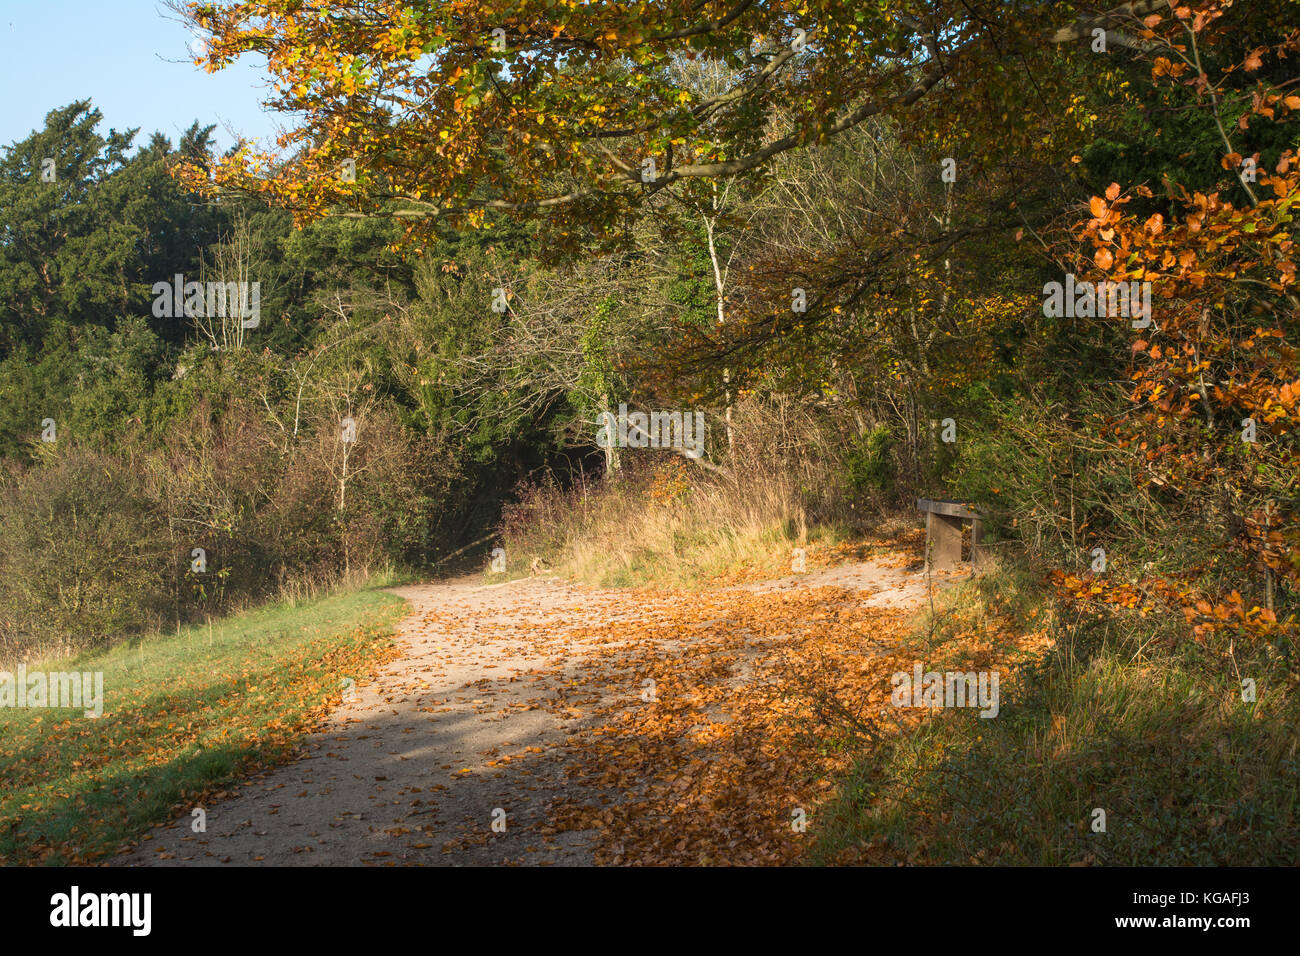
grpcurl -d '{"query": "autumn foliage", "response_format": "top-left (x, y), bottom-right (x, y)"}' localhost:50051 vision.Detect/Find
top-left (1064, 3), bottom-right (1300, 645)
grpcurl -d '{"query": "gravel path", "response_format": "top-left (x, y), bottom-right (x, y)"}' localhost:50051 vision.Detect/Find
top-left (116, 556), bottom-right (948, 866)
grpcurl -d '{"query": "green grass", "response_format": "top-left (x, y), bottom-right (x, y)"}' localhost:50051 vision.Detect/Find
top-left (811, 563), bottom-right (1300, 865)
top-left (0, 586), bottom-right (408, 865)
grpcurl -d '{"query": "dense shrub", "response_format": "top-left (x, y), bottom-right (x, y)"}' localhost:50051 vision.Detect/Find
top-left (843, 423), bottom-right (896, 502)
top-left (262, 405), bottom-right (460, 578)
top-left (0, 395), bottom-right (462, 661)
top-left (0, 446), bottom-right (170, 660)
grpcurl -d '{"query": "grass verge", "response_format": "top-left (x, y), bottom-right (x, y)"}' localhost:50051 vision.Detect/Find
top-left (811, 562), bottom-right (1300, 865)
top-left (0, 586), bottom-right (407, 865)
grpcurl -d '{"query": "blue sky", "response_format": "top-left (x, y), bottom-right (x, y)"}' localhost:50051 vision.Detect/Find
top-left (0, 0), bottom-right (287, 154)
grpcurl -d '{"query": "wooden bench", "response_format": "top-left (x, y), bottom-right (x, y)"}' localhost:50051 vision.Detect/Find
top-left (917, 499), bottom-right (985, 571)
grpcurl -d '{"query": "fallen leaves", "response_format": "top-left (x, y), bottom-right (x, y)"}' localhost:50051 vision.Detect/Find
top-left (418, 567), bottom-right (1018, 865)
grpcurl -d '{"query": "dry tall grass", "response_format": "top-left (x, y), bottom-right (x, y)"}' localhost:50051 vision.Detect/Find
top-left (499, 396), bottom-right (882, 587)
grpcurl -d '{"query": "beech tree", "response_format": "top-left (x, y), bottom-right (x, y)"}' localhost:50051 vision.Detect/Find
top-left (175, 0), bottom-right (1153, 250)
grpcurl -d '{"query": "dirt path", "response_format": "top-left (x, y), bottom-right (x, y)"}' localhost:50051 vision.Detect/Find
top-left (116, 554), bottom-right (954, 866)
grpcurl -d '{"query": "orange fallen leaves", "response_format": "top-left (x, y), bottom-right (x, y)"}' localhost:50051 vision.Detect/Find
top-left (417, 571), bottom-right (1039, 866)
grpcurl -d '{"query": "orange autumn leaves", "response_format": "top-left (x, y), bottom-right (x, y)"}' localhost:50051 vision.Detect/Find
top-left (1053, 570), bottom-right (1281, 645)
top-left (444, 575), bottom-right (1042, 866)
top-left (1056, 5), bottom-right (1300, 634)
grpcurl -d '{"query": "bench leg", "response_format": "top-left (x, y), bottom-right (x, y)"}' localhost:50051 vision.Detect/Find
top-left (927, 512), bottom-right (963, 571)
